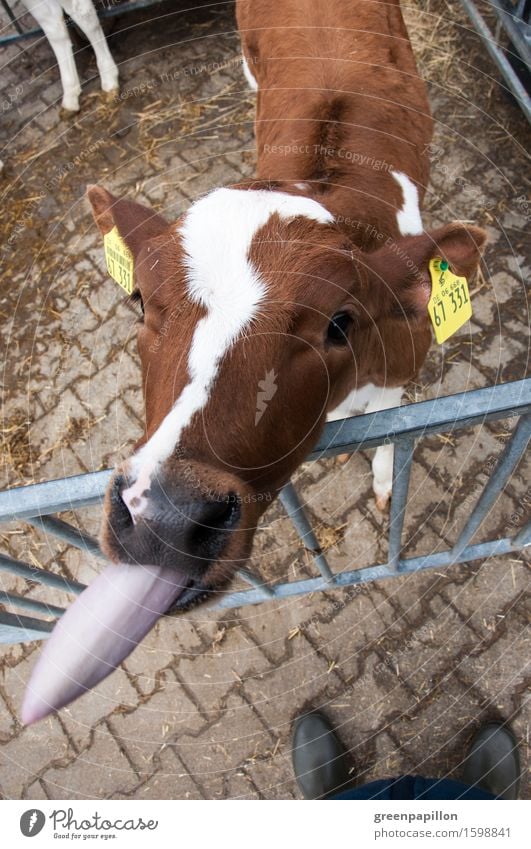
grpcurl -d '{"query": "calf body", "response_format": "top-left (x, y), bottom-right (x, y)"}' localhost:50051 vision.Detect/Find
top-left (22, 1), bottom-right (487, 722)
top-left (238, 0), bottom-right (433, 506)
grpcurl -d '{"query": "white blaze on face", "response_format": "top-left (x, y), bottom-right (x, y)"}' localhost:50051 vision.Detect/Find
top-left (122, 188), bottom-right (333, 517)
top-left (392, 171), bottom-right (423, 236)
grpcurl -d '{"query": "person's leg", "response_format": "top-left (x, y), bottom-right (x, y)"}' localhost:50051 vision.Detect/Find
top-left (331, 776), bottom-right (494, 800)
top-left (291, 714), bottom-right (520, 800)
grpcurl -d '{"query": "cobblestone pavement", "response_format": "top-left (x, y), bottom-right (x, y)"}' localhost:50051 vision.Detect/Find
top-left (0, 0), bottom-right (529, 799)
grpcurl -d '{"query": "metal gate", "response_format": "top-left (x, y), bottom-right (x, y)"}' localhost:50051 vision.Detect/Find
top-left (459, 0), bottom-right (531, 124)
top-left (1, 377), bottom-right (529, 644)
top-left (0, 0), bottom-right (167, 46)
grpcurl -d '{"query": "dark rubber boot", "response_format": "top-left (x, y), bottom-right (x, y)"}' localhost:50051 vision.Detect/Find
top-left (291, 712), bottom-right (352, 799)
top-left (462, 722), bottom-right (520, 799)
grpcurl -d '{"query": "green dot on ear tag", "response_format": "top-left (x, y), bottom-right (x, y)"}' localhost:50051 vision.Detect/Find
top-left (440, 260), bottom-right (449, 271)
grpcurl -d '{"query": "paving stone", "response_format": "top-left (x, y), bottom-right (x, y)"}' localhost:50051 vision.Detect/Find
top-left (56, 666), bottom-right (139, 751)
top-left (379, 595), bottom-right (480, 694)
top-left (456, 613), bottom-right (530, 719)
top-left (176, 625), bottom-right (273, 718)
top-left (121, 616), bottom-right (207, 695)
top-left (223, 769), bottom-right (262, 799)
top-left (23, 779), bottom-right (49, 800)
top-left (335, 727), bottom-right (412, 788)
top-left (70, 400), bottom-right (143, 471)
top-left (383, 661), bottom-right (518, 785)
top-left (438, 362), bottom-right (486, 397)
top-left (295, 452), bottom-right (372, 526)
top-left (110, 748), bottom-right (201, 799)
top-left (41, 731), bottom-right (138, 800)
top-left (0, 714), bottom-right (74, 798)
top-left (438, 556), bottom-right (529, 639)
top-left (172, 692), bottom-right (273, 799)
top-left (243, 633), bottom-right (342, 739)
top-left (0, 689), bottom-right (17, 739)
top-left (244, 747), bottom-right (298, 799)
top-left (74, 355), bottom-right (141, 420)
top-left (28, 389), bottom-right (86, 463)
top-left (324, 652), bottom-right (418, 752)
top-left (235, 593), bottom-right (340, 666)
top-left (107, 669), bottom-right (203, 775)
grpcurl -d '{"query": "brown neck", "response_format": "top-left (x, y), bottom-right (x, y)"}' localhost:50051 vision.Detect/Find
top-left (242, 0), bottom-right (433, 248)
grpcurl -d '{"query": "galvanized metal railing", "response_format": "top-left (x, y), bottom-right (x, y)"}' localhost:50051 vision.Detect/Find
top-left (459, 0), bottom-right (531, 124)
top-left (0, 377), bottom-right (529, 643)
top-left (0, 0), bottom-right (169, 46)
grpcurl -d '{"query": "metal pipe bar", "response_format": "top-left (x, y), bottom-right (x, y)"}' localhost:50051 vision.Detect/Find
top-left (0, 0), bottom-right (24, 34)
top-left (387, 439), bottom-right (415, 571)
top-left (452, 415), bottom-right (531, 559)
top-left (279, 482), bottom-right (334, 582)
top-left (490, 0), bottom-right (531, 63)
top-left (216, 534), bottom-right (525, 609)
top-left (0, 469), bottom-right (111, 523)
top-left (311, 378), bottom-right (531, 460)
top-left (0, 380), bottom-right (528, 523)
top-left (0, 0), bottom-right (192, 46)
top-left (0, 29), bottom-right (41, 45)
top-left (0, 611), bottom-right (53, 644)
top-left (459, 0), bottom-right (531, 123)
top-left (0, 590), bottom-right (64, 618)
top-left (99, 0), bottom-right (177, 16)
top-left (26, 515), bottom-right (104, 558)
top-left (0, 554), bottom-right (86, 595)
top-left (236, 567), bottom-right (275, 597)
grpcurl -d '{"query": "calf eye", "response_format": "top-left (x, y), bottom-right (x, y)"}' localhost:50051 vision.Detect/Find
top-left (327, 312), bottom-right (353, 345)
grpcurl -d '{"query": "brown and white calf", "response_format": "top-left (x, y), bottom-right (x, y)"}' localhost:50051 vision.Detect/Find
top-left (22, 0), bottom-right (486, 722)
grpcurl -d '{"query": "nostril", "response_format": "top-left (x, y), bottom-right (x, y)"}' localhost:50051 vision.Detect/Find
top-left (202, 493), bottom-right (240, 529)
top-left (188, 493), bottom-right (240, 557)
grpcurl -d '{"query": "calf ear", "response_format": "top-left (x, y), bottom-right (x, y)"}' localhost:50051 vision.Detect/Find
top-left (365, 222), bottom-right (487, 319)
top-left (86, 185), bottom-right (168, 257)
top-left (424, 222), bottom-right (487, 280)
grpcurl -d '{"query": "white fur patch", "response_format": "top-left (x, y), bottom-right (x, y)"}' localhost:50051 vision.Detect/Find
top-left (392, 171), bottom-right (423, 236)
top-left (242, 54), bottom-right (258, 91)
top-left (327, 383), bottom-right (403, 420)
top-left (122, 188), bottom-right (333, 516)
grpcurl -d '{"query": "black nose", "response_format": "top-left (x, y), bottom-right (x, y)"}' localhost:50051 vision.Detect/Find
top-left (106, 475), bottom-right (241, 571)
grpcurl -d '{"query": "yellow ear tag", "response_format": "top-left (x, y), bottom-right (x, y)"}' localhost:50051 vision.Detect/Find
top-left (103, 226), bottom-right (134, 295)
top-left (428, 258), bottom-right (472, 344)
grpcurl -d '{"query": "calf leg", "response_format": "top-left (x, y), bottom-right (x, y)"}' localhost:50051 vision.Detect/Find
top-left (328, 383), bottom-right (404, 509)
top-left (61, 0), bottom-right (119, 93)
top-left (24, 0), bottom-right (81, 111)
top-left (365, 386), bottom-right (404, 512)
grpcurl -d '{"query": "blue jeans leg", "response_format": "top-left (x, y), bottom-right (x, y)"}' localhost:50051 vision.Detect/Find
top-left (330, 775), bottom-right (495, 800)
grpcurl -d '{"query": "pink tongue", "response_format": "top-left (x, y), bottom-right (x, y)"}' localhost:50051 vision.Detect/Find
top-left (21, 562), bottom-right (186, 725)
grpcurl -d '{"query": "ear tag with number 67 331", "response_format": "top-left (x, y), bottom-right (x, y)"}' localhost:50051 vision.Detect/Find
top-left (103, 226), bottom-right (134, 295)
top-left (427, 258), bottom-right (472, 344)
